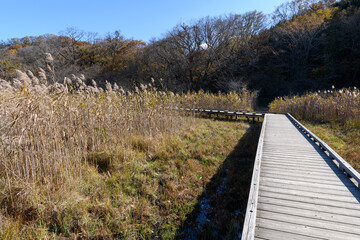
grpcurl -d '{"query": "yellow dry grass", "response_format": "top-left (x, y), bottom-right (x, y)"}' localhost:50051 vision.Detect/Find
top-left (0, 85), bottom-right (255, 239)
top-left (269, 87), bottom-right (360, 127)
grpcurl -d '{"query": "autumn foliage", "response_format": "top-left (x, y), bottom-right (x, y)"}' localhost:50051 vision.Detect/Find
top-left (1, 0), bottom-right (358, 98)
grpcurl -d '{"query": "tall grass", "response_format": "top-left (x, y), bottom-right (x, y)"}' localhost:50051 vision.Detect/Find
top-left (0, 88), bottom-right (180, 184)
top-left (177, 88), bottom-right (257, 111)
top-left (0, 73), bottom-right (256, 186)
top-left (0, 54), bottom-right (256, 238)
top-left (269, 87), bottom-right (360, 127)
top-left (0, 86), bottom-right (185, 238)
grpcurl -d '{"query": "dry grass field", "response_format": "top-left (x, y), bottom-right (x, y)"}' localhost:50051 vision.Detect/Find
top-left (0, 67), bottom-right (257, 239)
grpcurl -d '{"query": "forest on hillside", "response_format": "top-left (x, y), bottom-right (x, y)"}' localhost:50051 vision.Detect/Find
top-left (1, 0), bottom-right (360, 238)
top-left (1, 0), bottom-right (359, 100)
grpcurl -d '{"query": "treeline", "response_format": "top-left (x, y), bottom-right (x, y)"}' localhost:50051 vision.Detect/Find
top-left (1, 0), bottom-right (359, 99)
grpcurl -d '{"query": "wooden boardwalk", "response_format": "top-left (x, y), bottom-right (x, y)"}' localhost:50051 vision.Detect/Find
top-left (242, 114), bottom-right (360, 240)
top-left (183, 107), bottom-right (264, 121)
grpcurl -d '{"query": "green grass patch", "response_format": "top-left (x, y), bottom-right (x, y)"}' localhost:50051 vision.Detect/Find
top-left (177, 122), bottom-right (261, 239)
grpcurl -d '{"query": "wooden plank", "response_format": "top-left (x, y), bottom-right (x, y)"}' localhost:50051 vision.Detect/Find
top-left (261, 162), bottom-right (342, 173)
top-left (260, 185), bottom-right (360, 204)
top-left (256, 218), bottom-right (360, 240)
top-left (262, 143), bottom-right (317, 148)
top-left (260, 172), bottom-right (354, 187)
top-left (261, 157), bottom-right (333, 166)
top-left (261, 166), bottom-right (350, 181)
top-left (262, 156), bottom-right (334, 164)
top-left (260, 170), bottom-right (350, 183)
top-left (261, 162), bottom-right (339, 172)
top-left (259, 191), bottom-right (360, 210)
top-left (261, 151), bottom-right (329, 158)
top-left (258, 210), bottom-right (360, 235)
top-left (260, 176), bottom-right (359, 192)
top-left (258, 203), bottom-right (360, 227)
top-left (261, 154), bottom-right (334, 162)
top-left (262, 151), bottom-right (329, 157)
top-left (259, 196), bottom-right (360, 218)
top-left (260, 178), bottom-right (360, 197)
top-left (255, 227), bottom-right (320, 240)
top-left (262, 154), bottom-right (326, 159)
top-left (261, 157), bottom-right (332, 165)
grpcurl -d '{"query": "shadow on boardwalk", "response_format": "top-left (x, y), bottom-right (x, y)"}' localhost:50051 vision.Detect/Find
top-left (176, 123), bottom-right (262, 240)
top-left (288, 117), bottom-right (360, 203)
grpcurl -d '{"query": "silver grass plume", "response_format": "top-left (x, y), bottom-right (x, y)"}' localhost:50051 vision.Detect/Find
top-left (113, 83), bottom-right (120, 91)
top-left (38, 68), bottom-right (47, 84)
top-left (105, 80), bottom-right (113, 92)
top-left (45, 53), bottom-right (55, 83)
top-left (14, 70), bottom-right (32, 87)
top-left (91, 79), bottom-right (97, 87)
top-left (26, 70), bottom-right (40, 85)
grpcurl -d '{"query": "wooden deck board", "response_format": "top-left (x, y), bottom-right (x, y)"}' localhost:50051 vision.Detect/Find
top-left (260, 167), bottom-right (348, 180)
top-left (259, 196), bottom-right (360, 218)
top-left (242, 114), bottom-right (360, 239)
top-left (259, 173), bottom-right (353, 187)
top-left (260, 160), bottom-right (339, 168)
top-left (260, 180), bottom-right (360, 197)
top-left (258, 210), bottom-right (360, 235)
top-left (259, 185), bottom-right (360, 203)
top-left (261, 170), bottom-right (344, 179)
top-left (261, 163), bottom-right (342, 173)
top-left (256, 218), bottom-right (360, 240)
top-left (259, 191), bottom-right (360, 210)
top-left (259, 177), bottom-right (359, 192)
top-left (257, 204), bottom-right (360, 227)
top-left (255, 227), bottom-right (319, 240)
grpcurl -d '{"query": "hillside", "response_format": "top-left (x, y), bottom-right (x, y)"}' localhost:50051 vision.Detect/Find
top-left (1, 0), bottom-right (359, 99)
top-left (1, 0), bottom-right (360, 239)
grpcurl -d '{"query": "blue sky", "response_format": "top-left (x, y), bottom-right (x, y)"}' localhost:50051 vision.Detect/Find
top-left (0, 0), bottom-right (287, 43)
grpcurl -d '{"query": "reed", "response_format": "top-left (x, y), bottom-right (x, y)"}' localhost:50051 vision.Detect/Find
top-left (0, 54), bottom-right (256, 239)
top-left (177, 88), bottom-right (257, 111)
top-left (269, 87), bottom-right (360, 127)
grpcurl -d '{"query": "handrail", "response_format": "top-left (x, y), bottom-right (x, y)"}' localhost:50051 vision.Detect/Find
top-left (241, 113), bottom-right (360, 240)
top-left (241, 114), bottom-right (267, 240)
top-left (169, 106), bottom-right (287, 116)
top-left (182, 107), bottom-right (265, 117)
top-left (286, 113), bottom-right (360, 188)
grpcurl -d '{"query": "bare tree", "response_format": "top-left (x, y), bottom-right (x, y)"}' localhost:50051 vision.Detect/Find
top-left (102, 30), bottom-right (125, 65)
top-left (141, 11), bottom-right (267, 91)
top-left (58, 27), bottom-right (86, 65)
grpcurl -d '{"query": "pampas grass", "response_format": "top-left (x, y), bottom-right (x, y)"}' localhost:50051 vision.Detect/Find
top-left (0, 53), bottom-right (257, 186)
top-left (269, 87), bottom-right (360, 126)
top-left (0, 53), bottom-right (256, 239)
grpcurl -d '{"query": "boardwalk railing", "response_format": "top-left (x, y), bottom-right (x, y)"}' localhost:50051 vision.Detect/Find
top-left (286, 113), bottom-right (360, 187)
top-left (241, 114), bottom-right (267, 239)
top-left (182, 107), bottom-right (265, 121)
top-left (178, 108), bottom-right (360, 238)
top-left (242, 113), bottom-right (360, 240)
